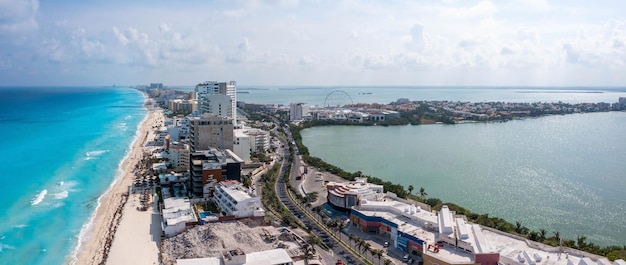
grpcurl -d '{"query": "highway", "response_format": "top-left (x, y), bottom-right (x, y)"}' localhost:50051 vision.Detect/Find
top-left (272, 119), bottom-right (368, 265)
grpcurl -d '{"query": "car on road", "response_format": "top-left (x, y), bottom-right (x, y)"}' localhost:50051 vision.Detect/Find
top-left (403, 254), bottom-right (410, 261)
top-left (383, 241), bottom-right (389, 247)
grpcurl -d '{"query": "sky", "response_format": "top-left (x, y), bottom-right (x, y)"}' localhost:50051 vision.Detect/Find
top-left (1, 0), bottom-right (626, 87)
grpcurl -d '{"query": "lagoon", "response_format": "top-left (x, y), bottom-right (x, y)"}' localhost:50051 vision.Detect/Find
top-left (301, 112), bottom-right (626, 246)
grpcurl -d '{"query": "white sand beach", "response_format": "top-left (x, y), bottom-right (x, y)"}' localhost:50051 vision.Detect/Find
top-left (73, 95), bottom-right (161, 265)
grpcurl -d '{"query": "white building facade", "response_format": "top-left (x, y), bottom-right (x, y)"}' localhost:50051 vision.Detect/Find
top-left (168, 142), bottom-right (190, 171)
top-left (289, 103), bottom-right (310, 121)
top-left (161, 197), bottom-right (197, 237)
top-left (212, 180), bottom-right (264, 218)
top-left (195, 81), bottom-right (237, 125)
top-left (232, 128), bottom-right (270, 163)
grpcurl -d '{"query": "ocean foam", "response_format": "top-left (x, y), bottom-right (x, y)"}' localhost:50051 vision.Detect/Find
top-left (31, 189), bottom-right (47, 205)
top-left (0, 242), bottom-right (16, 252)
top-left (13, 224), bottom-right (27, 229)
top-left (84, 150), bottom-right (109, 157)
top-left (54, 191), bottom-right (69, 200)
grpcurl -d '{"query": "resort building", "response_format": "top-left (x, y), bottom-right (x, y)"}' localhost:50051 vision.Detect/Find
top-left (212, 180), bottom-right (264, 219)
top-left (345, 192), bottom-right (623, 265)
top-left (161, 197), bottom-right (197, 237)
top-left (150, 83), bottom-right (164, 89)
top-left (189, 114), bottom-right (234, 152)
top-left (351, 196), bottom-right (499, 265)
top-left (346, 111), bottom-right (370, 123)
top-left (289, 103), bottom-right (310, 121)
top-left (168, 141), bottom-right (190, 172)
top-left (169, 99), bottom-right (197, 114)
top-left (176, 248), bottom-right (293, 265)
top-left (312, 109), bottom-right (400, 123)
top-left (367, 109), bottom-right (401, 122)
top-left (189, 148), bottom-right (243, 198)
top-left (326, 177), bottom-right (384, 211)
top-left (195, 81), bottom-right (237, 125)
top-left (233, 128), bottom-right (271, 162)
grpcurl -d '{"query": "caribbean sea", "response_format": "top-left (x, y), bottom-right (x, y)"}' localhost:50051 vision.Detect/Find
top-left (0, 86), bottom-right (145, 264)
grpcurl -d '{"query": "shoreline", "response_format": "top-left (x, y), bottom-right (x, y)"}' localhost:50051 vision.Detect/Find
top-left (293, 114), bottom-right (626, 248)
top-left (71, 91), bottom-right (156, 265)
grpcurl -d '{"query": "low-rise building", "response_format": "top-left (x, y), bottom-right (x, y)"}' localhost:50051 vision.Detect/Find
top-left (348, 193), bottom-right (623, 265)
top-left (326, 177), bottom-right (384, 211)
top-left (161, 197), bottom-right (197, 237)
top-left (212, 180), bottom-right (264, 219)
top-left (176, 248), bottom-right (293, 265)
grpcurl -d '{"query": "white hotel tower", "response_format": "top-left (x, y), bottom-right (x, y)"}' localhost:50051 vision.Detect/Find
top-left (195, 81), bottom-right (237, 125)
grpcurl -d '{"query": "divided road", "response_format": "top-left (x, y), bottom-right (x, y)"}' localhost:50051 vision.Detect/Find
top-left (273, 121), bottom-right (367, 265)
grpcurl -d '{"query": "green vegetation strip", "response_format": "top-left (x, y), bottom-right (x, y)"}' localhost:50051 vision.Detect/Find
top-left (289, 124), bottom-right (626, 261)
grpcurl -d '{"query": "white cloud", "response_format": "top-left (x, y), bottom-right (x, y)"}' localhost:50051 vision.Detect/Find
top-left (159, 22), bottom-right (171, 33)
top-left (299, 55), bottom-right (318, 68)
top-left (0, 0), bottom-right (39, 33)
top-left (516, 0), bottom-right (551, 12)
top-left (409, 23), bottom-right (426, 51)
top-left (112, 26), bottom-right (129, 45)
top-left (2, 0), bottom-right (626, 86)
top-left (441, 1), bottom-right (497, 19)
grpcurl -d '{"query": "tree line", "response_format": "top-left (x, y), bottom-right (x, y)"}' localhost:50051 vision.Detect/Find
top-left (290, 124), bottom-right (626, 261)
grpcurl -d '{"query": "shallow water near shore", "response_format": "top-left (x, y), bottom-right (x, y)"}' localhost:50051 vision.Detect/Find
top-left (0, 87), bottom-right (145, 264)
top-left (301, 112), bottom-right (626, 246)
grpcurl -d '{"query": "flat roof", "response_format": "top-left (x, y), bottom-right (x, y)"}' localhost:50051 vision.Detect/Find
top-left (176, 257), bottom-right (221, 265)
top-left (355, 199), bottom-right (485, 264)
top-left (218, 183), bottom-right (252, 202)
top-left (162, 198), bottom-right (196, 225)
top-left (245, 248), bottom-right (293, 265)
top-left (176, 249), bottom-right (292, 265)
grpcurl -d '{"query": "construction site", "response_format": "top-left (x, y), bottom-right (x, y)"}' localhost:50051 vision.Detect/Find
top-left (160, 221), bottom-right (311, 265)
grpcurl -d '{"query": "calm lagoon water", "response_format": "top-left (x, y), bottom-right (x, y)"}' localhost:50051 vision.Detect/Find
top-left (301, 112), bottom-right (626, 246)
top-left (237, 86), bottom-right (626, 246)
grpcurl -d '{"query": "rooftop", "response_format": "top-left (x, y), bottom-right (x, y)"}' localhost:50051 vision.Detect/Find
top-left (217, 181), bottom-right (253, 202)
top-left (176, 248), bottom-right (293, 265)
top-left (162, 197), bottom-right (196, 225)
top-left (354, 195), bottom-right (623, 265)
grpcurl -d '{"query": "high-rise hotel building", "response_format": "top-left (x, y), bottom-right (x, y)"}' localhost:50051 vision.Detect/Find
top-left (195, 81), bottom-right (237, 125)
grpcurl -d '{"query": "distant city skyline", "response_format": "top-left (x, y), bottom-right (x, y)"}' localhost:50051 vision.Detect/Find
top-left (1, 0), bottom-right (626, 86)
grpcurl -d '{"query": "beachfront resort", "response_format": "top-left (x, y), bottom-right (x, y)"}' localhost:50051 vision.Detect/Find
top-left (79, 82), bottom-right (626, 265)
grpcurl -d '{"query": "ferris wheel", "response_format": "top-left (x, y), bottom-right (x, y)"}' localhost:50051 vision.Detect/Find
top-left (323, 90), bottom-right (354, 109)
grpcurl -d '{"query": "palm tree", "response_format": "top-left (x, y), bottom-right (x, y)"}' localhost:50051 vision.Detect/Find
top-left (370, 248), bottom-right (378, 263)
top-left (363, 242), bottom-right (372, 259)
top-left (338, 220), bottom-right (346, 234)
top-left (357, 239), bottom-right (365, 252)
top-left (384, 259), bottom-right (392, 265)
top-left (419, 187), bottom-right (428, 199)
top-left (408, 185), bottom-right (414, 195)
top-left (539, 229), bottom-right (547, 242)
top-left (576, 235), bottom-right (587, 249)
top-left (374, 249), bottom-right (384, 265)
top-left (553, 231), bottom-right (561, 241)
top-left (348, 234), bottom-right (356, 248)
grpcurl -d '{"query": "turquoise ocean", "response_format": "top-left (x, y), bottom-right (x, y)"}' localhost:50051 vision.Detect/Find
top-left (0, 87), bottom-right (145, 264)
top-left (0, 86), bottom-right (624, 264)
